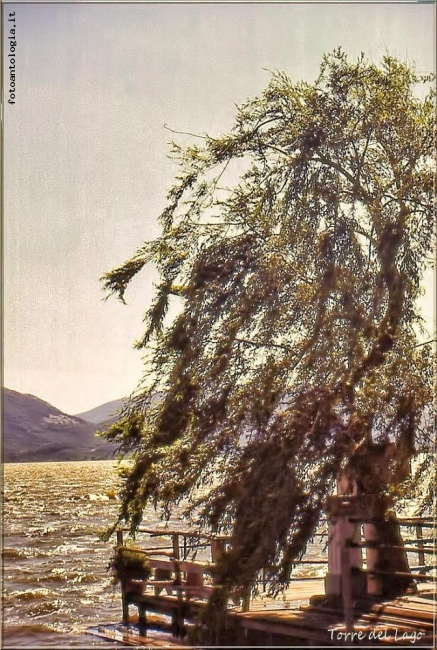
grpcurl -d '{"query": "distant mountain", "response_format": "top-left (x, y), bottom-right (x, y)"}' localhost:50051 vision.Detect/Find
top-left (75, 398), bottom-right (127, 426)
top-left (2, 388), bottom-right (119, 463)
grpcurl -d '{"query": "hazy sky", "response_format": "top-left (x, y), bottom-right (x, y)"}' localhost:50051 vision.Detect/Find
top-left (4, 1), bottom-right (435, 414)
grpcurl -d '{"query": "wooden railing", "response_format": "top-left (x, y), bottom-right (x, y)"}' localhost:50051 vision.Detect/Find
top-left (116, 525), bottom-right (329, 599)
top-left (112, 527), bottom-right (327, 629)
top-left (397, 517), bottom-right (436, 573)
top-left (340, 516), bottom-right (436, 632)
top-left (344, 516), bottom-right (436, 576)
top-left (113, 514), bottom-right (434, 637)
top-left (114, 526), bottom-right (235, 634)
top-left (117, 526), bottom-right (231, 561)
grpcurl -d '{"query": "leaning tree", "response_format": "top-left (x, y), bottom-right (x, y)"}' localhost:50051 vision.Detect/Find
top-left (102, 50), bottom-right (435, 605)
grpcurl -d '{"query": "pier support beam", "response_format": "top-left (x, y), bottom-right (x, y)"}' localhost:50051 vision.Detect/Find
top-left (364, 522), bottom-right (382, 595)
top-left (324, 474), bottom-right (365, 601)
top-left (121, 588), bottom-right (129, 625)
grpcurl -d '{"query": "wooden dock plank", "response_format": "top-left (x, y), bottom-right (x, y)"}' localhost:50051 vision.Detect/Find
top-left (256, 578), bottom-right (325, 604)
top-left (118, 572), bottom-right (435, 647)
top-left (370, 602), bottom-right (435, 622)
top-left (359, 612), bottom-right (434, 631)
top-left (87, 625), bottom-right (187, 647)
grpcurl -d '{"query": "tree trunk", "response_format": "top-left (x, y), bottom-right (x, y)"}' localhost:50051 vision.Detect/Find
top-left (374, 515), bottom-right (416, 596)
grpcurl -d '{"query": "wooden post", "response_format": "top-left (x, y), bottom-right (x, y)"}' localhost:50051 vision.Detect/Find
top-left (138, 603), bottom-right (147, 636)
top-left (341, 544), bottom-right (353, 633)
top-left (416, 524), bottom-right (425, 569)
top-left (172, 534), bottom-right (180, 560)
top-left (262, 567), bottom-right (267, 593)
top-left (116, 529), bottom-right (129, 624)
top-left (211, 539), bottom-right (225, 564)
top-left (242, 588), bottom-right (251, 612)
top-left (170, 534), bottom-right (185, 637)
top-left (325, 473), bottom-right (363, 599)
top-left (121, 585), bottom-right (129, 625)
top-left (364, 522), bottom-right (382, 595)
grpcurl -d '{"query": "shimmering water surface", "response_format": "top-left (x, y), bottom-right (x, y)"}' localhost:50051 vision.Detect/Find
top-left (2, 461), bottom-right (157, 648)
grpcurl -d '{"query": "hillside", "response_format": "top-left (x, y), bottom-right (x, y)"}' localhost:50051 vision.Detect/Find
top-left (2, 388), bottom-right (119, 462)
top-left (75, 397), bottom-right (126, 426)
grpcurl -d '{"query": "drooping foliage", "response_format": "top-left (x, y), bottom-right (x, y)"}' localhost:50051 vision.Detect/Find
top-left (102, 51), bottom-right (435, 596)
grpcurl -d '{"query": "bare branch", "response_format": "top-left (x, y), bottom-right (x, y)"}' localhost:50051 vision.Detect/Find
top-left (164, 123), bottom-right (208, 139)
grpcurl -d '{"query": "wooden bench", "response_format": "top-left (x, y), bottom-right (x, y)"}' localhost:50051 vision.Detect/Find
top-left (114, 528), bottom-right (235, 636)
top-left (145, 558), bottom-right (214, 599)
top-left (121, 556), bottom-right (216, 636)
top-left (147, 558), bottom-right (178, 596)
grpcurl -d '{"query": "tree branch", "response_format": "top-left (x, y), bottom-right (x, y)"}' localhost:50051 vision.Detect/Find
top-left (164, 123), bottom-right (208, 139)
top-left (235, 337), bottom-right (289, 351)
top-left (312, 153), bottom-right (373, 203)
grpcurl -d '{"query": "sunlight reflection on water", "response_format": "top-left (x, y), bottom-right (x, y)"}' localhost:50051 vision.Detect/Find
top-left (3, 461), bottom-right (135, 647)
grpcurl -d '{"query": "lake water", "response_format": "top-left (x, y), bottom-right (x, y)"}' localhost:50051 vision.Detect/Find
top-left (2, 460), bottom-right (327, 648)
top-left (3, 461), bottom-right (155, 648)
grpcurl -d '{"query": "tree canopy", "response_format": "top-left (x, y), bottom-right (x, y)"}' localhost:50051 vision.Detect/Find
top-left (102, 50), bottom-right (435, 596)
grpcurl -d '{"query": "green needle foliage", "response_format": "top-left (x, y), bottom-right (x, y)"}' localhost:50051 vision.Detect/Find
top-left (102, 51), bottom-right (435, 599)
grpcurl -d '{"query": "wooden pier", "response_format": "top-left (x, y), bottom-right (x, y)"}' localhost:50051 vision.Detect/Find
top-left (89, 580), bottom-right (435, 647)
top-left (90, 513), bottom-right (436, 648)
top-left (233, 588), bottom-right (435, 647)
